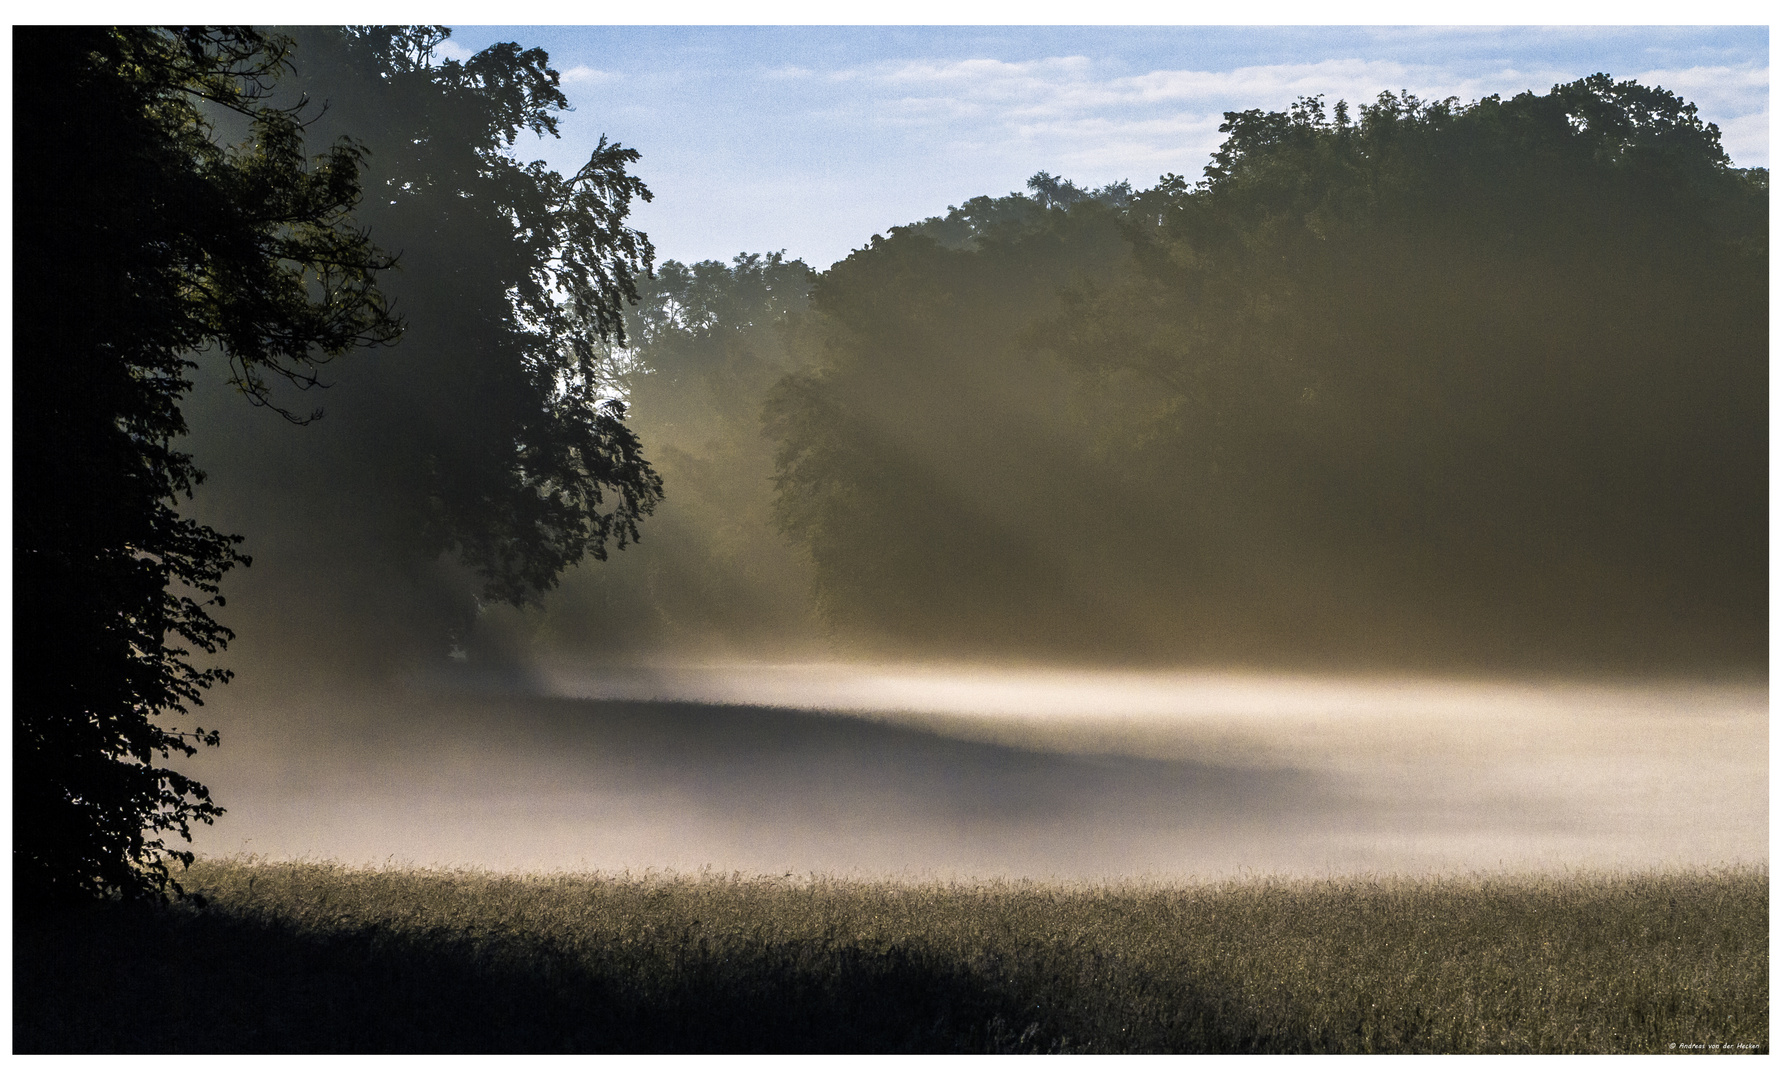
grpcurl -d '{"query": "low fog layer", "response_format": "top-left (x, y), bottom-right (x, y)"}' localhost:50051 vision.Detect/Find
top-left (183, 667), bottom-right (1766, 879)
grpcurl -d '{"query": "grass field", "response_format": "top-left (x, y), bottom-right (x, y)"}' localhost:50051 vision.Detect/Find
top-left (13, 859), bottom-right (1767, 1053)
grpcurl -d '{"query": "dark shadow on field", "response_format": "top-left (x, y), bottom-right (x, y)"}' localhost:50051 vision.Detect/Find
top-left (501, 695), bottom-right (1321, 822)
top-left (213, 689), bottom-right (1329, 822)
top-left (191, 689), bottom-right (1340, 874)
top-left (13, 901), bottom-right (1279, 1053)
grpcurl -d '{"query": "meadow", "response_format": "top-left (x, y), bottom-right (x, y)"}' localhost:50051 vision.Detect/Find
top-left (14, 859), bottom-right (1767, 1053)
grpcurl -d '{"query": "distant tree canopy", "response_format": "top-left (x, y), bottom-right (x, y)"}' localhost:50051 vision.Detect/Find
top-left (522, 253), bottom-right (823, 658)
top-left (763, 177), bottom-right (1135, 647)
top-left (13, 27), bottom-right (401, 903)
top-left (762, 77), bottom-right (1767, 669)
top-left (181, 27), bottom-right (662, 669)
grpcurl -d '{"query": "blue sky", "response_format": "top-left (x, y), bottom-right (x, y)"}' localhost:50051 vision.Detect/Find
top-left (434, 24), bottom-right (1769, 270)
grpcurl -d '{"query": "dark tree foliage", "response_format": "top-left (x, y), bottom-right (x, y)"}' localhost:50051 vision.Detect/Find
top-left (181, 27), bottom-right (662, 668)
top-left (899, 174), bottom-right (1133, 249)
top-left (13, 27), bottom-right (400, 904)
top-left (1049, 77), bottom-right (1768, 665)
top-left (767, 77), bottom-right (1766, 669)
top-left (294, 26), bottom-right (662, 604)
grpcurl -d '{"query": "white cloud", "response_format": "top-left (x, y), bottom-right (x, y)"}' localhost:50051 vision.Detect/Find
top-left (1709, 109), bottom-right (1771, 169)
top-left (560, 65), bottom-right (617, 85)
top-left (789, 52), bottom-right (1771, 178)
top-left (433, 39), bottom-right (475, 63)
top-left (857, 56), bottom-right (1592, 124)
top-left (1634, 64), bottom-right (1770, 99)
top-left (880, 55), bottom-right (1097, 88)
top-left (1633, 64), bottom-right (1769, 119)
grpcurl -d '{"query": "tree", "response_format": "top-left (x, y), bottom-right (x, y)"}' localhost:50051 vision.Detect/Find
top-left (1041, 77), bottom-right (1768, 666)
top-left (760, 78), bottom-right (1765, 669)
top-left (177, 27), bottom-right (663, 670)
top-left (13, 27), bottom-right (401, 904)
top-left (553, 253), bottom-right (823, 653)
top-left (763, 177), bottom-right (1137, 652)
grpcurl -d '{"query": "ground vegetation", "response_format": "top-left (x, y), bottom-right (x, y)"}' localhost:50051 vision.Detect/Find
top-left (14, 860), bottom-right (1767, 1053)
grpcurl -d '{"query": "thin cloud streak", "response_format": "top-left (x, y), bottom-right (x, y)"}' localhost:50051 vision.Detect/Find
top-left (823, 55), bottom-right (1759, 131)
top-left (770, 53), bottom-right (1768, 193)
top-left (559, 64), bottom-right (617, 84)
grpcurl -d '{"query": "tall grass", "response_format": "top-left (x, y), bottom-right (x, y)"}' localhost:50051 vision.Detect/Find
top-left (14, 860), bottom-right (1766, 1053)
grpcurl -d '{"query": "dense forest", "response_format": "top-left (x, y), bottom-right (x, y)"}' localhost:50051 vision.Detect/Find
top-left (521, 78), bottom-right (1767, 672)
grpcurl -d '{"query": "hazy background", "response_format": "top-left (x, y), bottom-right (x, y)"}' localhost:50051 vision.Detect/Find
top-left (185, 670), bottom-right (1767, 878)
top-left (168, 22), bottom-right (1768, 880)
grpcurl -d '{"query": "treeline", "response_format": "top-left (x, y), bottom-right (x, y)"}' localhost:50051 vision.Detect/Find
top-left (170, 61), bottom-right (1766, 674)
top-left (546, 77), bottom-right (1766, 671)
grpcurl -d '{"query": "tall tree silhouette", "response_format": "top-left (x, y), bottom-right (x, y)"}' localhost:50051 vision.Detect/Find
top-left (13, 27), bottom-right (401, 903)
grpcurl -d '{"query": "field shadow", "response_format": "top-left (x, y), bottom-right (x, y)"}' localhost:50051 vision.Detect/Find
top-left (13, 900), bottom-right (1277, 1054)
top-left (245, 690), bottom-right (1336, 824)
top-left (189, 689), bottom-right (1348, 875)
top-left (517, 695), bottom-right (1330, 821)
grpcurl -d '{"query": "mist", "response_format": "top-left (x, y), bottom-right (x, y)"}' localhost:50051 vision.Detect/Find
top-left (165, 34), bottom-right (1764, 881)
top-left (181, 667), bottom-right (1765, 878)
